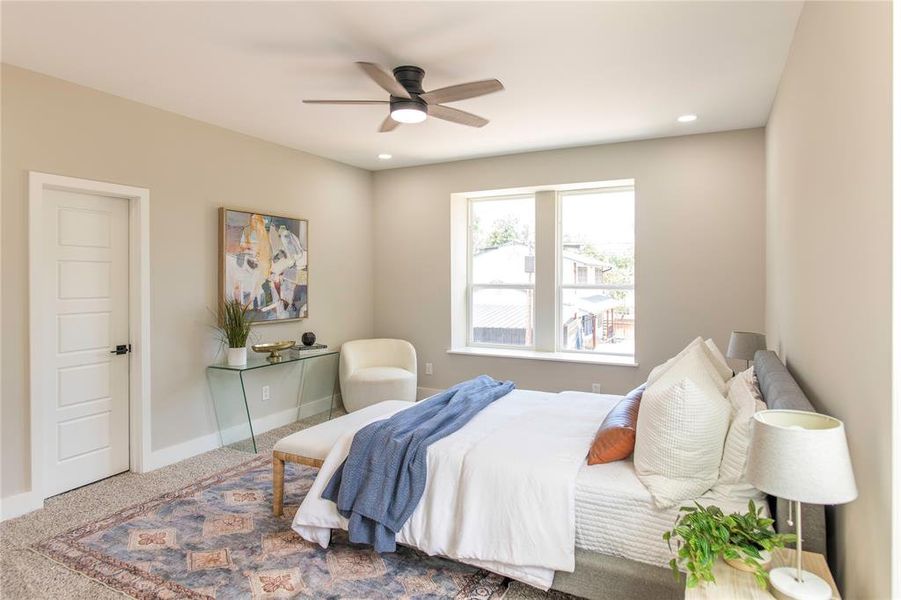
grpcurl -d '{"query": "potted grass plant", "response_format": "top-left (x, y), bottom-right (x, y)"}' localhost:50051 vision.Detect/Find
top-left (663, 500), bottom-right (796, 589)
top-left (216, 299), bottom-right (253, 366)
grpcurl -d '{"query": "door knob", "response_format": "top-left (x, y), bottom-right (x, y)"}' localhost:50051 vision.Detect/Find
top-left (110, 344), bottom-right (131, 355)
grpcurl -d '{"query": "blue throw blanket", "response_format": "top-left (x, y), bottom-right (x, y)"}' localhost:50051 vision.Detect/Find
top-left (321, 375), bottom-right (514, 552)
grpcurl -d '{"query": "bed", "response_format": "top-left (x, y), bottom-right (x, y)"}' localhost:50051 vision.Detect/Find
top-left (293, 350), bottom-right (827, 600)
top-left (552, 351), bottom-right (827, 600)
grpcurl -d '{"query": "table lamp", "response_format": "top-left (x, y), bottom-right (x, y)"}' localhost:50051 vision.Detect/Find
top-left (727, 331), bottom-right (767, 369)
top-left (747, 410), bottom-right (857, 600)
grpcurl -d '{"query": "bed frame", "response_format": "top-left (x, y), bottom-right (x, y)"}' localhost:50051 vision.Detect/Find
top-left (550, 350), bottom-right (829, 600)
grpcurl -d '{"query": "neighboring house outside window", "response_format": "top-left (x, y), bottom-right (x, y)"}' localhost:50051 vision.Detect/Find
top-left (558, 187), bottom-right (635, 357)
top-left (468, 196), bottom-right (535, 347)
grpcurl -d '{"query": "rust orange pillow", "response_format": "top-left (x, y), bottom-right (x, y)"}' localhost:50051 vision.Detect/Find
top-left (587, 385), bottom-right (646, 465)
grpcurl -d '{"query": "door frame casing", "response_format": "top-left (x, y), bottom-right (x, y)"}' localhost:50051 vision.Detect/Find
top-left (28, 171), bottom-right (151, 506)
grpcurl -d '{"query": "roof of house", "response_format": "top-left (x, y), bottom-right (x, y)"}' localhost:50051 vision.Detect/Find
top-left (477, 242), bottom-right (607, 266)
top-left (472, 303), bottom-right (530, 329)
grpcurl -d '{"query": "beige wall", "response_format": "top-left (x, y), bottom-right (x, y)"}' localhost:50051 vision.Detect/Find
top-left (1, 65), bottom-right (374, 498)
top-left (372, 129), bottom-right (766, 395)
top-left (765, 2), bottom-right (892, 597)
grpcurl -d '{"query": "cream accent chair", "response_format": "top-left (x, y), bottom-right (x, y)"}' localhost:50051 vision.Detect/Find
top-left (339, 339), bottom-right (417, 412)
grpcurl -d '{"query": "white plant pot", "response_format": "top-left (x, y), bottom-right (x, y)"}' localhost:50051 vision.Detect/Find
top-left (227, 347), bottom-right (247, 366)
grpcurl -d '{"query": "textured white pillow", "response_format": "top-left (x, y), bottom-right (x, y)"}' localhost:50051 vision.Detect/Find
top-left (634, 372), bottom-right (732, 508)
top-left (709, 368), bottom-right (767, 501)
top-left (704, 338), bottom-right (734, 381)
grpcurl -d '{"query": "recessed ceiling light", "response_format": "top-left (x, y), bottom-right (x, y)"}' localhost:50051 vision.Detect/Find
top-left (378, 153), bottom-right (392, 160)
top-left (677, 114), bottom-right (698, 123)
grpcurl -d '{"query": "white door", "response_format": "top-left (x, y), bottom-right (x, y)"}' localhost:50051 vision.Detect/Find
top-left (42, 188), bottom-right (130, 496)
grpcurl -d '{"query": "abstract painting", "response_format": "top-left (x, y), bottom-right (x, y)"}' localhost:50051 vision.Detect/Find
top-left (220, 208), bottom-right (308, 322)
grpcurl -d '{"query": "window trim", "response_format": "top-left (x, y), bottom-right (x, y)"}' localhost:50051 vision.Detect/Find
top-left (446, 346), bottom-right (638, 367)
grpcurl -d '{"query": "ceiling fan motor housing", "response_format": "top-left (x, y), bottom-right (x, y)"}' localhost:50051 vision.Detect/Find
top-left (390, 65), bottom-right (427, 113)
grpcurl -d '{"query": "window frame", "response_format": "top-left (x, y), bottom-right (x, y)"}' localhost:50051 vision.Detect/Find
top-left (556, 186), bottom-right (636, 357)
top-left (466, 194), bottom-right (536, 350)
top-left (456, 181), bottom-right (636, 362)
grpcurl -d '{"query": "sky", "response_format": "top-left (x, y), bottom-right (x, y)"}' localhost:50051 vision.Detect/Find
top-left (470, 190), bottom-right (634, 250)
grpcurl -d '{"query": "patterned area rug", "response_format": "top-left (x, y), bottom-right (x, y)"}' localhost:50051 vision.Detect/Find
top-left (33, 456), bottom-right (506, 599)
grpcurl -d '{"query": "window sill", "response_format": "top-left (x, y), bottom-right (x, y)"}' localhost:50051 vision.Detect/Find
top-left (447, 347), bottom-right (638, 367)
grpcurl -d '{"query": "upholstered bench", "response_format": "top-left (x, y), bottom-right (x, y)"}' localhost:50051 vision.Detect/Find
top-left (272, 400), bottom-right (415, 515)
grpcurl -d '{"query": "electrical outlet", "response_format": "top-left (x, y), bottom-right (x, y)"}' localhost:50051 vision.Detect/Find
top-left (262, 385), bottom-right (271, 401)
top-left (591, 383), bottom-right (601, 394)
top-left (425, 362), bottom-right (433, 376)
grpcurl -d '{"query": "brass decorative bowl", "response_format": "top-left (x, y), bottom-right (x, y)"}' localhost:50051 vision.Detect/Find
top-left (251, 340), bottom-right (295, 362)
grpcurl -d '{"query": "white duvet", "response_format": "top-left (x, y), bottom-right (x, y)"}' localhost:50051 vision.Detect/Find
top-left (292, 389), bottom-right (612, 590)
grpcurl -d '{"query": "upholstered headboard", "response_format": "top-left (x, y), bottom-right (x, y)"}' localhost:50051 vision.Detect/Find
top-left (753, 350), bottom-right (827, 556)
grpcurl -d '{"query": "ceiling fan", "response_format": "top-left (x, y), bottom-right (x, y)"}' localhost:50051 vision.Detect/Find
top-left (303, 62), bottom-right (504, 132)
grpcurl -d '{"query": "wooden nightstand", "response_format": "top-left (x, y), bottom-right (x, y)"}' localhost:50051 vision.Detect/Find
top-left (684, 548), bottom-right (840, 599)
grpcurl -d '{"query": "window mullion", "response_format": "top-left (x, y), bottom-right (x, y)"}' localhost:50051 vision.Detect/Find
top-left (533, 190), bottom-right (557, 351)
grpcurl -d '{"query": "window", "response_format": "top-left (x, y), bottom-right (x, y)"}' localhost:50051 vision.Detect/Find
top-left (468, 195), bottom-right (535, 347)
top-left (575, 265), bottom-right (588, 284)
top-left (559, 188), bottom-right (635, 356)
top-left (457, 180), bottom-right (636, 363)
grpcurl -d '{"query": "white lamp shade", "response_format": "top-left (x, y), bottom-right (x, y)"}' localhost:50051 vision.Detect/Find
top-left (726, 331), bottom-right (767, 361)
top-left (747, 410), bottom-right (857, 505)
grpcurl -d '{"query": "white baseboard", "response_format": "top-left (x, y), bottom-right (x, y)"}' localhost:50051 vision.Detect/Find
top-left (0, 491), bottom-right (43, 521)
top-left (1, 396), bottom-right (336, 519)
top-left (417, 386), bottom-right (442, 400)
top-left (145, 431), bottom-right (221, 472)
top-left (146, 395), bottom-right (335, 472)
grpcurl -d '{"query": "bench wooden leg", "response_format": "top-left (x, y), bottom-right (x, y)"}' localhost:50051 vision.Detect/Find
top-left (271, 450), bottom-right (324, 517)
top-left (272, 453), bottom-right (285, 516)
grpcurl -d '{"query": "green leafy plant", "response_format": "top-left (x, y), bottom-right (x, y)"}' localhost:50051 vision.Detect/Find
top-left (215, 299), bottom-right (253, 348)
top-left (663, 500), bottom-right (796, 589)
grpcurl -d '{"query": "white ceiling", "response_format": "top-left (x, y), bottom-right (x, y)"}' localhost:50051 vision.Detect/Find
top-left (2, 1), bottom-right (802, 171)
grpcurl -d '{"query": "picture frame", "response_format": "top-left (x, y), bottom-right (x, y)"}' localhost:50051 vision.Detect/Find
top-left (219, 207), bottom-right (309, 323)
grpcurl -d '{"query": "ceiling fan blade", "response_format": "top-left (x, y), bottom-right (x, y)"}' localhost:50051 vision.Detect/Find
top-left (356, 62), bottom-right (411, 99)
top-left (302, 100), bottom-right (389, 105)
top-left (379, 115), bottom-right (400, 132)
top-left (427, 104), bottom-right (489, 128)
top-left (419, 79), bottom-right (504, 105)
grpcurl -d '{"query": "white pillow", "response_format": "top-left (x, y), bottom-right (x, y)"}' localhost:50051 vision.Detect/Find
top-left (649, 341), bottom-right (727, 394)
top-left (648, 337), bottom-right (732, 388)
top-left (646, 356), bottom-right (675, 384)
top-left (646, 337), bottom-right (702, 384)
top-left (704, 338), bottom-right (734, 381)
top-left (634, 373), bottom-right (732, 508)
top-left (709, 368), bottom-right (767, 501)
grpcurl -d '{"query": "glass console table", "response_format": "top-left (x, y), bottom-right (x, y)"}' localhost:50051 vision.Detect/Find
top-left (207, 348), bottom-right (339, 453)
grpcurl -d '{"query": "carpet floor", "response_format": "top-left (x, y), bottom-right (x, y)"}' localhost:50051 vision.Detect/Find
top-left (0, 411), bottom-right (576, 600)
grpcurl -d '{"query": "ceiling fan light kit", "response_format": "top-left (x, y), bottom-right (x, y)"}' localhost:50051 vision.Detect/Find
top-left (303, 62), bottom-right (503, 132)
top-left (391, 108), bottom-right (427, 123)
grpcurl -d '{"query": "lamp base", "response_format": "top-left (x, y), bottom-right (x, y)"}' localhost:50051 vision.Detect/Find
top-left (769, 567), bottom-right (832, 600)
